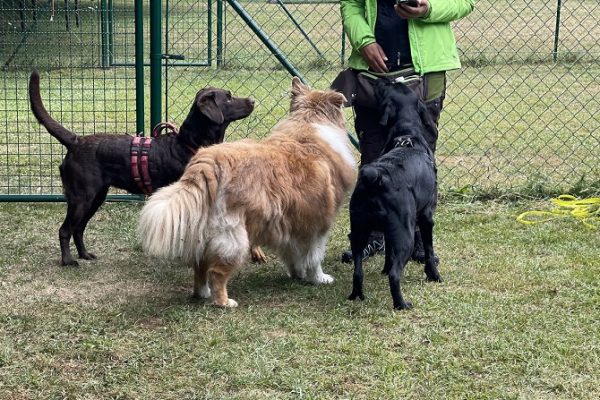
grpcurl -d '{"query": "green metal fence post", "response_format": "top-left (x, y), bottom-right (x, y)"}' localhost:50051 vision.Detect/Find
top-left (150, 0), bottom-right (162, 130)
top-left (100, 0), bottom-right (109, 68)
top-left (553, 0), bottom-right (562, 62)
top-left (108, 0), bottom-right (114, 65)
top-left (217, 0), bottom-right (224, 67)
top-left (135, 0), bottom-right (145, 136)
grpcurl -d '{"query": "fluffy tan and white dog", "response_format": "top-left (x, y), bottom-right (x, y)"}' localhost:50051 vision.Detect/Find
top-left (137, 77), bottom-right (357, 307)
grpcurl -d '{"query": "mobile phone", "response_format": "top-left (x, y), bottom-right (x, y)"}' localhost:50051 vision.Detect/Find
top-left (396, 0), bottom-right (419, 7)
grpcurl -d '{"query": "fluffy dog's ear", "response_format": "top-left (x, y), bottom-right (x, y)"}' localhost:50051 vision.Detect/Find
top-left (198, 92), bottom-right (224, 124)
top-left (291, 77), bottom-right (309, 97)
top-left (329, 91), bottom-right (347, 108)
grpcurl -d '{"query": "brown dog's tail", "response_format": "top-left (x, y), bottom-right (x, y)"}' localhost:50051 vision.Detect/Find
top-left (29, 70), bottom-right (77, 148)
top-left (137, 160), bottom-right (218, 265)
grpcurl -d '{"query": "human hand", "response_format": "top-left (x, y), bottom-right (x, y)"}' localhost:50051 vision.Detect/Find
top-left (359, 42), bottom-right (389, 73)
top-left (394, 0), bottom-right (429, 19)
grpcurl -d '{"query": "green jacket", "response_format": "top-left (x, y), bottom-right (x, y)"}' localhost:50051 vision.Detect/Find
top-left (341, 0), bottom-right (475, 74)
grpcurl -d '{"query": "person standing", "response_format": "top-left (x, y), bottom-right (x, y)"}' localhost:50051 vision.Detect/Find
top-left (337, 0), bottom-right (475, 262)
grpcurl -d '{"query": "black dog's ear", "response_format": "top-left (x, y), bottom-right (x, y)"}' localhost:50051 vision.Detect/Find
top-left (361, 165), bottom-right (384, 189)
top-left (379, 99), bottom-right (393, 126)
top-left (198, 92), bottom-right (224, 124)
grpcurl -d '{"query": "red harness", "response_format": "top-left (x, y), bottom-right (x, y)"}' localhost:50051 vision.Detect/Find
top-left (130, 122), bottom-right (181, 195)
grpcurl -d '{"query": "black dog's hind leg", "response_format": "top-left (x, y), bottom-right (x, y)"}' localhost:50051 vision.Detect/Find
top-left (73, 187), bottom-right (109, 262)
top-left (348, 229), bottom-right (370, 301)
top-left (385, 222), bottom-right (415, 310)
top-left (59, 200), bottom-right (81, 266)
top-left (417, 213), bottom-right (442, 282)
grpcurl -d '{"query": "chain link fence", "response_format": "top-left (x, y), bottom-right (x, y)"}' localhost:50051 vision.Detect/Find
top-left (1, 0), bottom-right (599, 199)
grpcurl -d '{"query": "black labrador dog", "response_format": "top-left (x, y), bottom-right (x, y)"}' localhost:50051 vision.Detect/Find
top-left (348, 79), bottom-right (441, 310)
top-left (29, 71), bottom-right (255, 266)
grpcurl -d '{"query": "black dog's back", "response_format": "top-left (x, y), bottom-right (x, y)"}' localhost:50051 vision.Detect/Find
top-left (349, 145), bottom-right (436, 268)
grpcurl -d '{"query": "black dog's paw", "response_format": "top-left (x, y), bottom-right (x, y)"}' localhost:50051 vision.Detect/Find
top-left (61, 259), bottom-right (80, 267)
top-left (348, 292), bottom-right (365, 301)
top-left (426, 275), bottom-right (443, 283)
top-left (79, 252), bottom-right (97, 261)
top-left (393, 301), bottom-right (412, 310)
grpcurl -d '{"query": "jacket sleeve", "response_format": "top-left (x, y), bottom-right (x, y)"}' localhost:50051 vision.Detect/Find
top-left (421, 0), bottom-right (476, 23)
top-left (340, 0), bottom-right (375, 51)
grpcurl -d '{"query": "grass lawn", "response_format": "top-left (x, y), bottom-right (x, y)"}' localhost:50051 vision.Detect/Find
top-left (1, 199), bottom-right (599, 399)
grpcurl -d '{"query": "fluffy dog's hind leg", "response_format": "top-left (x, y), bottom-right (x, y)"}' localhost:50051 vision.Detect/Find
top-left (303, 235), bottom-right (334, 285)
top-left (192, 263), bottom-right (211, 299)
top-left (208, 263), bottom-right (238, 308)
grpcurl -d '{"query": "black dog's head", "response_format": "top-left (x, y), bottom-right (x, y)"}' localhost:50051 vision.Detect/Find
top-left (374, 79), bottom-right (435, 155)
top-left (179, 87), bottom-right (255, 148)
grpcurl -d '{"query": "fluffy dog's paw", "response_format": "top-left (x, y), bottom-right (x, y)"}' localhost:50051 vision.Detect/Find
top-left (250, 246), bottom-right (268, 264)
top-left (213, 298), bottom-right (238, 308)
top-left (193, 284), bottom-right (212, 299)
top-left (311, 273), bottom-right (335, 285)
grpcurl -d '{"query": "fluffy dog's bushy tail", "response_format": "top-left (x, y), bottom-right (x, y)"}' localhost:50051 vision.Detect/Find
top-left (137, 166), bottom-right (217, 264)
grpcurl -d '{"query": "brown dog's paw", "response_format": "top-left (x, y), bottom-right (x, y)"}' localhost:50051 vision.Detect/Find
top-left (250, 246), bottom-right (268, 264)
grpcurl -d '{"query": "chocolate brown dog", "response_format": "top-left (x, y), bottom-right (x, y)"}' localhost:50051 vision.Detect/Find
top-left (348, 79), bottom-right (441, 310)
top-left (29, 71), bottom-right (255, 266)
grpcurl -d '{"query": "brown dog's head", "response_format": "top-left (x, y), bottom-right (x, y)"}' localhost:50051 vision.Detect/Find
top-left (179, 87), bottom-right (255, 148)
top-left (289, 77), bottom-right (347, 129)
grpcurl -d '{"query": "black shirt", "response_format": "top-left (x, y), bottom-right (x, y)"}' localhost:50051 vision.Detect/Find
top-left (374, 0), bottom-right (412, 71)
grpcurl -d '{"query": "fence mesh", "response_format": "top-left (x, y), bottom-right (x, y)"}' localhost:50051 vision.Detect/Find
top-left (1, 0), bottom-right (599, 198)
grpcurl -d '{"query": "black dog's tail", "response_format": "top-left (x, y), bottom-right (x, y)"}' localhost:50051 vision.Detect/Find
top-left (29, 70), bottom-right (77, 149)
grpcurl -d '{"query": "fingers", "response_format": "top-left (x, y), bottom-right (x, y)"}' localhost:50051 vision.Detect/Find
top-left (360, 43), bottom-right (389, 73)
top-left (395, 0), bottom-right (429, 19)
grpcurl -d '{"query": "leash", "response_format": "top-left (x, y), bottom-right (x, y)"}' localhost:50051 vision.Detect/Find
top-left (152, 121), bottom-right (179, 137)
top-left (517, 195), bottom-right (600, 230)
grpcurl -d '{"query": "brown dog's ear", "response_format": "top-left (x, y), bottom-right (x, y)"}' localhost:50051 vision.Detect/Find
top-left (291, 77), bottom-right (309, 97)
top-left (197, 92), bottom-right (224, 124)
